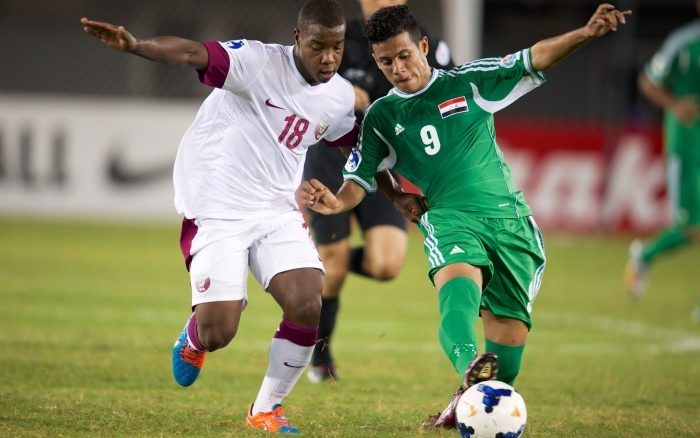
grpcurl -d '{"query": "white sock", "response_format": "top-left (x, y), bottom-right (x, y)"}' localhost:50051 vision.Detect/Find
top-left (251, 337), bottom-right (314, 414)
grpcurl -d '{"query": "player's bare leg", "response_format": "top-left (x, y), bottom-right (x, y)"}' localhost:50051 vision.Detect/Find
top-left (357, 225), bottom-right (407, 281)
top-left (172, 300), bottom-right (243, 387)
top-left (481, 310), bottom-right (527, 386)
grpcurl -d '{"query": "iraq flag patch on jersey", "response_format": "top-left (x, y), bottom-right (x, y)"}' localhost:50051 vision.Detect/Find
top-left (438, 96), bottom-right (468, 118)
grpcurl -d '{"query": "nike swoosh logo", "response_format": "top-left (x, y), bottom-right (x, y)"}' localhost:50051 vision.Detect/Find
top-left (283, 361), bottom-right (305, 368)
top-left (107, 148), bottom-right (171, 186)
top-left (265, 98), bottom-right (286, 110)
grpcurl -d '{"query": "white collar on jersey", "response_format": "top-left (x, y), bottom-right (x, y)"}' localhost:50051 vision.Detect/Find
top-left (391, 68), bottom-right (439, 99)
top-left (286, 45), bottom-right (329, 92)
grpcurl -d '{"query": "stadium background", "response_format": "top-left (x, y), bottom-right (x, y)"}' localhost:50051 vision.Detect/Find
top-left (0, 0), bottom-right (695, 231)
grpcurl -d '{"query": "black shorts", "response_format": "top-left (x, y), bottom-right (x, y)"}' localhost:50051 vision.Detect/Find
top-left (304, 144), bottom-right (407, 245)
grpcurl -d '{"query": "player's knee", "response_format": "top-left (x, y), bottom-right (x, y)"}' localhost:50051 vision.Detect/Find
top-left (304, 296), bottom-right (323, 321)
top-left (198, 326), bottom-right (237, 352)
top-left (289, 299), bottom-right (322, 326)
top-left (365, 260), bottom-right (402, 281)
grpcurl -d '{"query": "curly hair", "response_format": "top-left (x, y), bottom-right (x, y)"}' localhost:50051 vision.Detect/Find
top-left (297, 0), bottom-right (346, 31)
top-left (364, 5), bottom-right (422, 45)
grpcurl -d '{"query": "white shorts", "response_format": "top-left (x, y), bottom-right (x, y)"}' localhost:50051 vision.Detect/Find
top-left (181, 211), bottom-right (324, 308)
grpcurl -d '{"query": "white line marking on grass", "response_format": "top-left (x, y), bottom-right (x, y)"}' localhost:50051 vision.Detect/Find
top-left (538, 311), bottom-right (700, 355)
top-left (217, 312), bottom-right (700, 356)
top-left (647, 337), bottom-right (700, 354)
top-left (153, 312), bottom-right (698, 357)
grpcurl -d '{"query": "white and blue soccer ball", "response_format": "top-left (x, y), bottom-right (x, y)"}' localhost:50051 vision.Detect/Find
top-left (455, 380), bottom-right (527, 438)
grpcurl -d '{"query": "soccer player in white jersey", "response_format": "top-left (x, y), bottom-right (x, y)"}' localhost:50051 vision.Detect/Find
top-left (81, 0), bottom-right (392, 433)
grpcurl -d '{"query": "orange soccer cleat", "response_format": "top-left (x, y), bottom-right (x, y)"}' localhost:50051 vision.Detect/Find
top-left (245, 404), bottom-right (300, 434)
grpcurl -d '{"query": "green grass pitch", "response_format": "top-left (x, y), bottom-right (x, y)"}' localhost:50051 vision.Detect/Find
top-left (1, 216), bottom-right (698, 437)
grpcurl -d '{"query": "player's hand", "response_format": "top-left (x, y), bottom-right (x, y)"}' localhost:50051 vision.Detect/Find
top-left (353, 86), bottom-right (371, 113)
top-left (300, 179), bottom-right (341, 215)
top-left (81, 17), bottom-right (137, 52)
top-left (671, 97), bottom-right (699, 125)
top-left (584, 4), bottom-right (632, 38)
top-left (392, 192), bottom-right (429, 223)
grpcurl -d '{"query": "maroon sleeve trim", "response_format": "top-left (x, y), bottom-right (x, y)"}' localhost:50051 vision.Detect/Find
top-left (197, 41), bottom-right (230, 88)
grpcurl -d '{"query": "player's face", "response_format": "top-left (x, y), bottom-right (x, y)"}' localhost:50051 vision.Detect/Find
top-left (372, 32), bottom-right (430, 94)
top-left (294, 24), bottom-right (345, 86)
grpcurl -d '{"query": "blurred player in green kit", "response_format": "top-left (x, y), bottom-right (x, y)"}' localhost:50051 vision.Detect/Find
top-left (626, 1), bottom-right (700, 317)
top-left (301, 3), bottom-right (631, 429)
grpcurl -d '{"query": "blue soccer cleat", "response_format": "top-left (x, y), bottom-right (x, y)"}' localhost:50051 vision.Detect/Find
top-left (172, 321), bottom-right (206, 387)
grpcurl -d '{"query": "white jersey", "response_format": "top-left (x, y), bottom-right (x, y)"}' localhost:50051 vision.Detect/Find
top-left (173, 39), bottom-right (356, 219)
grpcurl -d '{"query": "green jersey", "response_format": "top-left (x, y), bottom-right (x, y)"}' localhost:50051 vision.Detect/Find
top-left (643, 19), bottom-right (700, 226)
top-left (645, 19), bottom-right (700, 99)
top-left (343, 48), bottom-right (545, 218)
top-left (644, 19), bottom-right (700, 155)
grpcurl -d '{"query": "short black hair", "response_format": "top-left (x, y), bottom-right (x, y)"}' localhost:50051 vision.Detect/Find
top-left (297, 0), bottom-right (346, 31)
top-left (364, 5), bottom-right (422, 45)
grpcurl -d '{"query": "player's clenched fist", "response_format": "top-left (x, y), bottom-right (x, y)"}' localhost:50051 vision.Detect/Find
top-left (81, 17), bottom-right (137, 52)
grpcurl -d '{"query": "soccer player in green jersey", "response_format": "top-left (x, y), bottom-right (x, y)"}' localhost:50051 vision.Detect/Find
top-left (625, 1), bottom-right (700, 307)
top-left (300, 3), bottom-right (631, 429)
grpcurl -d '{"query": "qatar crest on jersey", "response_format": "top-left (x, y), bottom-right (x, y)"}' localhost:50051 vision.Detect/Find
top-left (345, 147), bottom-right (362, 172)
top-left (314, 117), bottom-right (330, 140)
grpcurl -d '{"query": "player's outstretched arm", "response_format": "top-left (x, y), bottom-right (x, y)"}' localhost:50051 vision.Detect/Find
top-left (530, 3), bottom-right (631, 71)
top-left (80, 17), bottom-right (208, 69)
top-left (300, 179), bottom-right (366, 215)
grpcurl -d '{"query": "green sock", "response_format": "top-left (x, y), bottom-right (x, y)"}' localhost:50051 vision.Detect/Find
top-left (642, 225), bottom-right (690, 264)
top-left (485, 339), bottom-right (525, 386)
top-left (437, 277), bottom-right (481, 376)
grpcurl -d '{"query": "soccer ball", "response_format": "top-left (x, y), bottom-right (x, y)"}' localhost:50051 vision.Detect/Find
top-left (454, 380), bottom-right (527, 438)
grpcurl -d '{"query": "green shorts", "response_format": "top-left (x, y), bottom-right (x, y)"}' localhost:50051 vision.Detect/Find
top-left (666, 124), bottom-right (700, 225)
top-left (418, 209), bottom-right (546, 329)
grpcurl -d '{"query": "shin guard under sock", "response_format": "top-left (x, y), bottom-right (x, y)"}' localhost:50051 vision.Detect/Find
top-left (437, 277), bottom-right (481, 376)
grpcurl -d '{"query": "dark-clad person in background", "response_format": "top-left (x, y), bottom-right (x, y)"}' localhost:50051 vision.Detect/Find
top-left (304, 0), bottom-right (454, 383)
